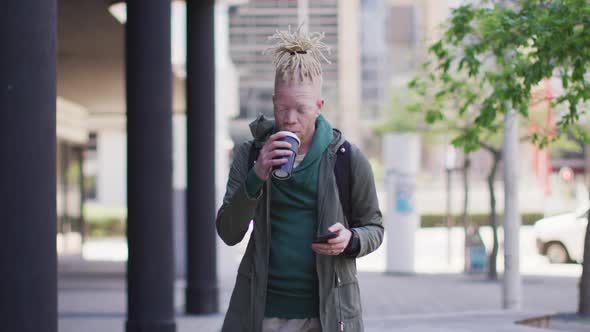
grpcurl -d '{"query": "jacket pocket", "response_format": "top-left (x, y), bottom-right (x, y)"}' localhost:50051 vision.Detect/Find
top-left (222, 272), bottom-right (254, 332)
top-left (342, 316), bottom-right (363, 332)
top-left (335, 272), bottom-right (362, 321)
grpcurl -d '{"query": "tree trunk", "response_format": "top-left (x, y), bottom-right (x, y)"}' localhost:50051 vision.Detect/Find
top-left (578, 187), bottom-right (590, 316)
top-left (487, 152), bottom-right (500, 280)
top-left (462, 158), bottom-right (470, 230)
top-left (462, 158), bottom-right (470, 273)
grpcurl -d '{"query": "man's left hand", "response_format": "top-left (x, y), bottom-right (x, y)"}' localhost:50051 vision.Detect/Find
top-left (311, 223), bottom-right (351, 256)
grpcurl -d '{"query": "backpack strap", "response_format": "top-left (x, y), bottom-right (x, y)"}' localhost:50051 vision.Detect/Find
top-left (334, 140), bottom-right (353, 226)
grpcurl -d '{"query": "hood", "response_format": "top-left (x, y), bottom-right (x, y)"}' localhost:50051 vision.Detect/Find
top-left (248, 114), bottom-right (275, 146)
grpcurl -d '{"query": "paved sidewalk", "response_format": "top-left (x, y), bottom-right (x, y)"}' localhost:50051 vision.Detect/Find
top-left (59, 267), bottom-right (578, 331)
top-left (59, 310), bottom-right (568, 332)
top-left (58, 228), bottom-right (583, 331)
top-left (363, 311), bottom-right (561, 332)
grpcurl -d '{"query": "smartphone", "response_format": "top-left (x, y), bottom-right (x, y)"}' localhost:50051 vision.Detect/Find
top-left (313, 232), bottom-right (338, 244)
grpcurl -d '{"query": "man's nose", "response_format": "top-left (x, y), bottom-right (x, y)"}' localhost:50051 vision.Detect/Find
top-left (284, 110), bottom-right (298, 123)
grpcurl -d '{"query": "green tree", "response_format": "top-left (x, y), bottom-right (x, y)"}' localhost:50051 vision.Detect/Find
top-left (406, 62), bottom-right (533, 280)
top-left (409, 0), bottom-right (590, 315)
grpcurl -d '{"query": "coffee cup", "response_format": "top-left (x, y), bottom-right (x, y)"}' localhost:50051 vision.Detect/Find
top-left (272, 131), bottom-right (300, 180)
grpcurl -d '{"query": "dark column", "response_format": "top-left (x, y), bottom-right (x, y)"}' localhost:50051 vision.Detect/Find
top-left (185, 0), bottom-right (219, 314)
top-left (173, 189), bottom-right (187, 278)
top-left (0, 1), bottom-right (57, 332)
top-left (125, 0), bottom-right (176, 331)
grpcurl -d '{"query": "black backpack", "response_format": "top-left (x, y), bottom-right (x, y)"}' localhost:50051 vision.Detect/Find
top-left (247, 140), bottom-right (353, 225)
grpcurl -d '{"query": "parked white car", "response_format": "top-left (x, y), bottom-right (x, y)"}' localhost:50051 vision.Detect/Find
top-left (534, 206), bottom-right (588, 264)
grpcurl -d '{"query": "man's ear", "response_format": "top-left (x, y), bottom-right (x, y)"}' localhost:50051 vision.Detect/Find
top-left (317, 99), bottom-right (325, 110)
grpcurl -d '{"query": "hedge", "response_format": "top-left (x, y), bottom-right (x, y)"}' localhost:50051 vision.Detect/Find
top-left (86, 217), bottom-right (126, 237)
top-left (419, 212), bottom-right (544, 228)
top-left (81, 212), bottom-right (544, 237)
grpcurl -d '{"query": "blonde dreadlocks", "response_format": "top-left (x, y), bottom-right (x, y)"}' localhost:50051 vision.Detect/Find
top-left (264, 25), bottom-right (331, 83)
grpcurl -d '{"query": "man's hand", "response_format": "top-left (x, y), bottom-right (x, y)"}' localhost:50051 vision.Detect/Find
top-left (254, 132), bottom-right (294, 181)
top-left (311, 223), bottom-right (352, 256)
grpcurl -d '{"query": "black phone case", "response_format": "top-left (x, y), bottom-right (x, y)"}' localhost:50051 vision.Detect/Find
top-left (313, 232), bottom-right (338, 244)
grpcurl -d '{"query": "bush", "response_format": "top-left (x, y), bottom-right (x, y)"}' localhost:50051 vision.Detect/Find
top-left (86, 217), bottom-right (126, 237)
top-left (81, 212), bottom-right (544, 236)
top-left (82, 204), bottom-right (127, 237)
top-left (420, 212), bottom-right (544, 228)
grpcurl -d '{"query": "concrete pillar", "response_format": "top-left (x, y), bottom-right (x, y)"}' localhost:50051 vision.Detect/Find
top-left (0, 1), bottom-right (57, 331)
top-left (214, 2), bottom-right (236, 209)
top-left (502, 109), bottom-right (522, 309)
top-left (384, 133), bottom-right (421, 274)
top-left (97, 129), bottom-right (127, 207)
top-left (338, 0), bottom-right (362, 147)
top-left (125, 0), bottom-right (176, 331)
top-left (173, 114), bottom-right (187, 278)
top-left (185, 0), bottom-right (219, 314)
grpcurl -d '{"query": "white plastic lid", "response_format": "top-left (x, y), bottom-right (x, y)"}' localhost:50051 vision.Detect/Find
top-left (276, 130), bottom-right (300, 144)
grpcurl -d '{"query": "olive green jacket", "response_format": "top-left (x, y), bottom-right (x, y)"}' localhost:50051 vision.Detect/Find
top-left (216, 116), bottom-right (384, 332)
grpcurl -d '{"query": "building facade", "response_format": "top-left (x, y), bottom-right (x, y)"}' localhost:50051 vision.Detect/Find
top-left (227, 0), bottom-right (391, 146)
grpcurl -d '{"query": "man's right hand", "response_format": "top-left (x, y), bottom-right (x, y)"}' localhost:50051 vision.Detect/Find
top-left (254, 132), bottom-right (293, 181)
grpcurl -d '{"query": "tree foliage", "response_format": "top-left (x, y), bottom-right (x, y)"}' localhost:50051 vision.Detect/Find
top-left (409, 0), bottom-right (590, 152)
top-left (408, 0), bottom-right (590, 316)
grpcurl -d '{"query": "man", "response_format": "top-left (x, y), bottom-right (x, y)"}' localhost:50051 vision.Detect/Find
top-left (216, 26), bottom-right (384, 332)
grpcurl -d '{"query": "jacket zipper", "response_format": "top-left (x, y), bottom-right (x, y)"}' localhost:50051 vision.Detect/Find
top-left (333, 147), bottom-right (344, 331)
top-left (250, 275), bottom-right (255, 326)
top-left (317, 143), bottom-right (345, 331)
top-left (257, 180), bottom-right (272, 332)
top-left (327, 149), bottom-right (344, 331)
top-left (336, 271), bottom-right (344, 331)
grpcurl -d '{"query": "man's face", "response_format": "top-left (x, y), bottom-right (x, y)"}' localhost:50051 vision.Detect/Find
top-left (272, 79), bottom-right (324, 148)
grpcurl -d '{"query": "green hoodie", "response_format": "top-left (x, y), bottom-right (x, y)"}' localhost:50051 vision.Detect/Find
top-left (244, 115), bottom-right (333, 318)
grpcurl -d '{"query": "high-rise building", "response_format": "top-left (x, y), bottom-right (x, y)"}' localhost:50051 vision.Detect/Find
top-left (228, 0), bottom-right (339, 120)
top-left (361, 0), bottom-right (391, 119)
top-left (228, 0), bottom-right (372, 145)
